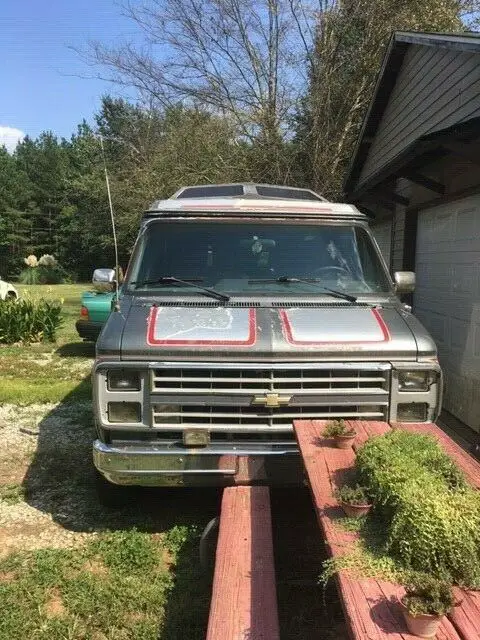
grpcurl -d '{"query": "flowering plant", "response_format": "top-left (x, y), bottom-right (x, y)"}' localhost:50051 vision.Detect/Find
top-left (24, 254), bottom-right (38, 268)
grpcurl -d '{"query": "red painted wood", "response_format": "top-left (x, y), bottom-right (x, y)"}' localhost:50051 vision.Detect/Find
top-left (352, 420), bottom-right (391, 448)
top-left (448, 588), bottom-right (480, 640)
top-left (396, 422), bottom-right (480, 489)
top-left (293, 419), bottom-right (463, 640)
top-left (206, 486), bottom-right (280, 640)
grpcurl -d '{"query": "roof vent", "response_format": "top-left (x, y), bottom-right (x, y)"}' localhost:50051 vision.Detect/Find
top-left (172, 183), bottom-right (326, 202)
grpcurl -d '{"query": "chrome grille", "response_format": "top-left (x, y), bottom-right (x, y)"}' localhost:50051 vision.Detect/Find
top-left (152, 367), bottom-right (388, 394)
top-left (150, 364), bottom-right (390, 431)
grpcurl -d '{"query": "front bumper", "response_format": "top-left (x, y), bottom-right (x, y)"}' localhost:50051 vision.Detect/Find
top-left (76, 319), bottom-right (104, 341)
top-left (93, 439), bottom-right (302, 486)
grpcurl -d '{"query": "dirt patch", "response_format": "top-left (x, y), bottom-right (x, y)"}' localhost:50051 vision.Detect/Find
top-left (83, 558), bottom-right (108, 577)
top-left (0, 571), bottom-right (16, 583)
top-left (43, 588), bottom-right (67, 618)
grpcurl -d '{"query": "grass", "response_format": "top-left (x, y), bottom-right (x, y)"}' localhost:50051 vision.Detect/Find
top-left (0, 284), bottom-right (94, 404)
top-left (0, 528), bottom-right (192, 640)
top-left (0, 284), bottom-right (213, 639)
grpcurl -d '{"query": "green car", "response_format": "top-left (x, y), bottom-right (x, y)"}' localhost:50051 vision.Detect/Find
top-left (76, 289), bottom-right (114, 341)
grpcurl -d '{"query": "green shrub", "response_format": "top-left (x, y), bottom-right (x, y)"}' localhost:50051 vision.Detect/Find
top-left (323, 419), bottom-right (355, 437)
top-left (355, 430), bottom-right (480, 587)
top-left (19, 254), bottom-right (66, 285)
top-left (402, 574), bottom-right (454, 617)
top-left (0, 297), bottom-right (63, 344)
top-left (335, 484), bottom-right (372, 506)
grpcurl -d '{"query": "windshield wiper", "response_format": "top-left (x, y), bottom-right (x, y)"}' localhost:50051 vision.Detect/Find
top-left (130, 276), bottom-right (230, 302)
top-left (248, 276), bottom-right (357, 303)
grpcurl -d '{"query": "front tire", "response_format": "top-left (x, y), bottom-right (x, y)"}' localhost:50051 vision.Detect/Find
top-left (94, 469), bottom-right (132, 508)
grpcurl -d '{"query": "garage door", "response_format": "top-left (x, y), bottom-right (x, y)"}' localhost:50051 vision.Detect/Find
top-left (372, 220), bottom-right (392, 270)
top-left (414, 194), bottom-right (480, 430)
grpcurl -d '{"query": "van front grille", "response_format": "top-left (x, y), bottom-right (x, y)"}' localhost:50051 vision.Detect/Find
top-left (150, 364), bottom-right (390, 433)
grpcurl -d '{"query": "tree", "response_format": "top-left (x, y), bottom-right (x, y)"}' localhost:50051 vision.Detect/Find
top-left (87, 0), bottom-right (318, 182)
top-left (296, 0), bottom-right (479, 199)
top-left (0, 147), bottom-right (32, 276)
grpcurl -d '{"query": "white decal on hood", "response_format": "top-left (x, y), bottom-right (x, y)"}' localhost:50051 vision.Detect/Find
top-left (280, 308), bottom-right (390, 344)
top-left (147, 307), bottom-right (256, 346)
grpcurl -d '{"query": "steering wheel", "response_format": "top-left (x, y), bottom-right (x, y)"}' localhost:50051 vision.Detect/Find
top-left (312, 265), bottom-right (350, 277)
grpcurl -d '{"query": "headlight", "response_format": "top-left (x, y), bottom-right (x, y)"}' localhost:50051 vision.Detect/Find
top-left (108, 402), bottom-right (141, 423)
top-left (398, 370), bottom-right (435, 392)
top-left (397, 403), bottom-right (427, 422)
top-left (108, 370), bottom-right (140, 391)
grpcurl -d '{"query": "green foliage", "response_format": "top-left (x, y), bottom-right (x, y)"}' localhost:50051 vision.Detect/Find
top-left (402, 574), bottom-right (454, 617)
top-left (19, 266), bottom-right (41, 284)
top-left (19, 255), bottom-right (66, 285)
top-left (0, 484), bottom-right (25, 505)
top-left (0, 297), bottom-right (63, 344)
top-left (0, 531), bottom-right (173, 640)
top-left (335, 484), bottom-right (371, 506)
top-left (323, 419), bottom-right (355, 437)
top-left (91, 528), bottom-right (159, 572)
top-left (355, 430), bottom-right (480, 587)
top-left (163, 524), bottom-right (199, 561)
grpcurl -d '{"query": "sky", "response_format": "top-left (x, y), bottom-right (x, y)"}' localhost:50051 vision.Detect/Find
top-left (0, 0), bottom-right (143, 150)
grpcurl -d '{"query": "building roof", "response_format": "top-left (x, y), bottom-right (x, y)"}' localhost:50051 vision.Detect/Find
top-left (344, 31), bottom-right (480, 196)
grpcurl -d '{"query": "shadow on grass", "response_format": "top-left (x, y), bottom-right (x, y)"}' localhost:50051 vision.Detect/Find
top-left (22, 375), bottom-right (221, 638)
top-left (55, 341), bottom-right (96, 358)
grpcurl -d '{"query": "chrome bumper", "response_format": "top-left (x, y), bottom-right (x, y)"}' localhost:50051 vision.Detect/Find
top-left (93, 439), bottom-right (301, 486)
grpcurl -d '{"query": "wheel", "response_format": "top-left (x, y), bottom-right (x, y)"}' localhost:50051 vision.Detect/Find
top-left (94, 468), bottom-right (132, 508)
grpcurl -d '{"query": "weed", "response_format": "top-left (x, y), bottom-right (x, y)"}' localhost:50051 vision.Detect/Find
top-left (0, 484), bottom-right (25, 505)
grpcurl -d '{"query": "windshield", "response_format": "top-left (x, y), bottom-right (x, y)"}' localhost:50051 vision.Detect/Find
top-left (127, 221), bottom-right (391, 295)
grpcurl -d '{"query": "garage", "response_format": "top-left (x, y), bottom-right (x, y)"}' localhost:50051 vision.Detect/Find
top-left (414, 195), bottom-right (480, 428)
top-left (344, 31), bottom-right (480, 434)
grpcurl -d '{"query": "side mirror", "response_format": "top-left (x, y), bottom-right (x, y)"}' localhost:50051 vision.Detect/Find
top-left (394, 271), bottom-right (415, 294)
top-left (92, 268), bottom-right (116, 292)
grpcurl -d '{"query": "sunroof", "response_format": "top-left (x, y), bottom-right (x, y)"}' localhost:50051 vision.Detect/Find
top-left (255, 186), bottom-right (322, 201)
top-left (177, 185), bottom-right (245, 198)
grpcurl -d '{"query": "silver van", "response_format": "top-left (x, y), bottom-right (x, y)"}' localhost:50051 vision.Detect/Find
top-left (91, 184), bottom-right (441, 503)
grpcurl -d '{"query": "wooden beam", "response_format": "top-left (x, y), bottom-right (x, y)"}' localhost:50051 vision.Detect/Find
top-left (376, 190), bottom-right (410, 206)
top-left (206, 486), bottom-right (280, 640)
top-left (399, 171), bottom-right (445, 194)
top-left (440, 142), bottom-right (480, 167)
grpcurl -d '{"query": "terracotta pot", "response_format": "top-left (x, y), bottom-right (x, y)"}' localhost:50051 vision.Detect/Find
top-left (399, 600), bottom-right (444, 638)
top-left (334, 433), bottom-right (356, 449)
top-left (341, 501), bottom-right (372, 518)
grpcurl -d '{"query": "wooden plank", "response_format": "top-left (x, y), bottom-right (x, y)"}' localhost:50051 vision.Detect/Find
top-left (352, 420), bottom-right (391, 448)
top-left (293, 420), bottom-right (463, 640)
top-left (396, 422), bottom-right (480, 489)
top-left (206, 486), bottom-right (280, 640)
top-left (448, 588), bottom-right (480, 640)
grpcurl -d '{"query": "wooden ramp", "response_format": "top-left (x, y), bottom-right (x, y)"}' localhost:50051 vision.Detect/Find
top-left (293, 419), bottom-right (480, 640)
top-left (206, 486), bottom-right (280, 640)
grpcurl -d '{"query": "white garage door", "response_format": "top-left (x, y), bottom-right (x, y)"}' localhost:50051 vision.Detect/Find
top-left (414, 194), bottom-right (480, 430)
top-left (372, 220), bottom-right (392, 270)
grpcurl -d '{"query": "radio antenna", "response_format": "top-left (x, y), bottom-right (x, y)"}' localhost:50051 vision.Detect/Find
top-left (99, 135), bottom-right (120, 311)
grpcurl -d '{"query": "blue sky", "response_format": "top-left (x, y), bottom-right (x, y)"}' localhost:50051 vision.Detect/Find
top-left (0, 0), bottom-right (142, 149)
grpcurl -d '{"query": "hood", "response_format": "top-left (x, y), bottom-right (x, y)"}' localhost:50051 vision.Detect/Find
top-left (110, 302), bottom-right (424, 361)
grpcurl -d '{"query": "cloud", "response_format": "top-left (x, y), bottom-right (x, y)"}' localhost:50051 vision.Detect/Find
top-left (0, 126), bottom-right (25, 153)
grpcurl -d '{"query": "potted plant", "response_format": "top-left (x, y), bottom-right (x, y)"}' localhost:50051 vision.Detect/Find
top-left (399, 575), bottom-right (455, 638)
top-left (335, 484), bottom-right (372, 518)
top-left (323, 419), bottom-right (356, 449)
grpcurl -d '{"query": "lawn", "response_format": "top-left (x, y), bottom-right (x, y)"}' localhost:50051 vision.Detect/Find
top-left (0, 284), bottom-right (215, 640)
top-left (0, 284), bottom-right (93, 404)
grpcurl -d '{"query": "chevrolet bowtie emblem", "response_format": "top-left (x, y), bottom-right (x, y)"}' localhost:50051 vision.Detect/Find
top-left (252, 393), bottom-right (292, 408)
